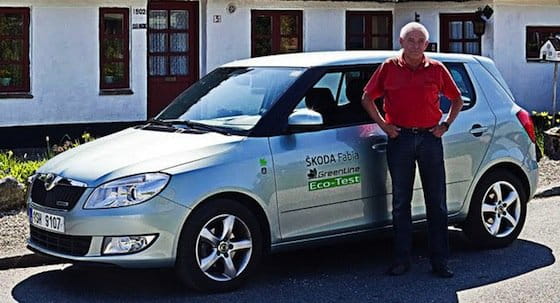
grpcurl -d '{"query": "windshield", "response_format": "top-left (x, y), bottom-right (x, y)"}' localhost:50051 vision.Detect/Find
top-left (157, 67), bottom-right (305, 132)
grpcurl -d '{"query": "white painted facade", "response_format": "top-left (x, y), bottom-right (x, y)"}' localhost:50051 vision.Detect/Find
top-left (0, 0), bottom-right (557, 127)
top-left (0, 0), bottom-right (148, 127)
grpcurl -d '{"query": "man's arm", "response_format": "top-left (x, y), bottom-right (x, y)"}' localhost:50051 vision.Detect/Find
top-left (431, 96), bottom-right (463, 138)
top-left (361, 93), bottom-right (400, 138)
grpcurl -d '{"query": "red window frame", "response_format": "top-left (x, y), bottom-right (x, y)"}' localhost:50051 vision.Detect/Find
top-left (440, 14), bottom-right (481, 55)
top-left (526, 26), bottom-right (560, 60)
top-left (99, 8), bottom-right (130, 90)
top-left (0, 7), bottom-right (30, 93)
top-left (346, 11), bottom-right (392, 50)
top-left (251, 10), bottom-right (303, 58)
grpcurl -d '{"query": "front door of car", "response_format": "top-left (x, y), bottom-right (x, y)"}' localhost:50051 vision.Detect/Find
top-left (269, 67), bottom-right (393, 240)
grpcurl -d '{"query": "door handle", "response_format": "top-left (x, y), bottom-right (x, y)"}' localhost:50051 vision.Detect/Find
top-left (372, 142), bottom-right (387, 152)
top-left (470, 124), bottom-right (488, 137)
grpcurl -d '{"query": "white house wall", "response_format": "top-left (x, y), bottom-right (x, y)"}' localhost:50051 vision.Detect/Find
top-left (493, 4), bottom-right (560, 112)
top-left (0, 0), bottom-right (147, 127)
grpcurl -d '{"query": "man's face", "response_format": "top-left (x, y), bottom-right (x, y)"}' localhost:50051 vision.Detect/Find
top-left (399, 29), bottom-right (429, 60)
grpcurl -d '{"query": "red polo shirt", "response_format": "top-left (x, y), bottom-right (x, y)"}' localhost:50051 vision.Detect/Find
top-left (363, 54), bottom-right (461, 128)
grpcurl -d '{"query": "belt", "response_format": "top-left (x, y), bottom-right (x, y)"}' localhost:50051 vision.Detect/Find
top-left (396, 126), bottom-right (435, 134)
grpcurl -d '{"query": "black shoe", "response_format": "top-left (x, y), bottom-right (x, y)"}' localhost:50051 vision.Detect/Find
top-left (385, 263), bottom-right (411, 276)
top-left (432, 264), bottom-right (454, 278)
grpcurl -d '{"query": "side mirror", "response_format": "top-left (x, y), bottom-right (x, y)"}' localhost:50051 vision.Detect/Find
top-left (288, 109), bottom-right (323, 131)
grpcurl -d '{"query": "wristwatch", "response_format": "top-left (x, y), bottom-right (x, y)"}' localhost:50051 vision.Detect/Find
top-left (441, 121), bottom-right (450, 130)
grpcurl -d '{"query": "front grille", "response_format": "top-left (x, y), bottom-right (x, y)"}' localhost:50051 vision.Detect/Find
top-left (31, 179), bottom-right (86, 210)
top-left (30, 226), bottom-right (92, 256)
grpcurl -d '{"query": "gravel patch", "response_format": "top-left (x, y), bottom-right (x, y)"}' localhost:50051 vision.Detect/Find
top-left (0, 158), bottom-right (558, 258)
top-left (0, 209), bottom-right (29, 256)
top-left (537, 157), bottom-right (560, 189)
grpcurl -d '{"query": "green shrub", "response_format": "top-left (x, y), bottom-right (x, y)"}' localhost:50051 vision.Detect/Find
top-left (47, 132), bottom-right (95, 159)
top-left (531, 111), bottom-right (560, 154)
top-left (0, 150), bottom-right (46, 187)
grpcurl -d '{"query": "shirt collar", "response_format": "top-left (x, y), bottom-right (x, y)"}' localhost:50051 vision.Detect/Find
top-left (397, 51), bottom-right (431, 69)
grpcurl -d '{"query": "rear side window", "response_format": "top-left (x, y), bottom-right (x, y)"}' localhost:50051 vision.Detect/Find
top-left (440, 63), bottom-right (476, 113)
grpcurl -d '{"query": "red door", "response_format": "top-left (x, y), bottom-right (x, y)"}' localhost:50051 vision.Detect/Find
top-left (147, 1), bottom-right (199, 118)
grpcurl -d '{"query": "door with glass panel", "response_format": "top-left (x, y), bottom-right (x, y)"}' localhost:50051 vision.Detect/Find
top-left (148, 1), bottom-right (198, 117)
top-left (440, 14), bottom-right (481, 55)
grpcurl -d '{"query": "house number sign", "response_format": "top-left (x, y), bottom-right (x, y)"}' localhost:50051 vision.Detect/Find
top-left (133, 7), bottom-right (147, 30)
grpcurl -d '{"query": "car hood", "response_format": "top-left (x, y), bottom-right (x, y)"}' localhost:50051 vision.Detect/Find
top-left (38, 127), bottom-right (244, 186)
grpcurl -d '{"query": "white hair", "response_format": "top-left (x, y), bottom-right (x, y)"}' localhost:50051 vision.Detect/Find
top-left (399, 22), bottom-right (429, 41)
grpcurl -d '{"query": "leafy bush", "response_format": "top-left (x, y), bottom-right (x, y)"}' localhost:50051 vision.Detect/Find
top-left (47, 132), bottom-right (95, 158)
top-left (531, 111), bottom-right (560, 153)
top-left (0, 150), bottom-right (46, 187)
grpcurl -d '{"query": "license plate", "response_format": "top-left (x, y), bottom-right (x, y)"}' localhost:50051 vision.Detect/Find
top-left (30, 208), bottom-right (65, 233)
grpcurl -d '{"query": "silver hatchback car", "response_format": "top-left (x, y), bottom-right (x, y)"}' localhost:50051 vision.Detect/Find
top-left (27, 51), bottom-right (538, 292)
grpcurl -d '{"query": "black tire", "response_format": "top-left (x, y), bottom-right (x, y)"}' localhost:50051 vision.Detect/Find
top-left (175, 199), bottom-right (263, 292)
top-left (463, 169), bottom-right (527, 249)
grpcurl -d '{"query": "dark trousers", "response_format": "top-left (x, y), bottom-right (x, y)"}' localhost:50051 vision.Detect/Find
top-left (387, 131), bottom-right (449, 267)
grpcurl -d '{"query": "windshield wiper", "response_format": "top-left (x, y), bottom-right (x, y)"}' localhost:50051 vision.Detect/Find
top-left (149, 118), bottom-right (232, 135)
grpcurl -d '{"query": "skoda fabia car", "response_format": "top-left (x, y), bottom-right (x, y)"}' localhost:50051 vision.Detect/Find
top-left (27, 51), bottom-right (538, 292)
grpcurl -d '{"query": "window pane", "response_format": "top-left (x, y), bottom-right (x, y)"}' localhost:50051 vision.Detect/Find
top-left (0, 13), bottom-right (23, 35)
top-left (149, 33), bottom-right (167, 52)
top-left (280, 37), bottom-right (299, 53)
top-left (449, 42), bottom-right (462, 53)
top-left (255, 16), bottom-right (271, 36)
top-left (465, 42), bottom-right (480, 55)
top-left (103, 62), bottom-right (125, 84)
top-left (0, 39), bottom-right (22, 61)
top-left (149, 56), bottom-right (167, 76)
top-left (372, 15), bottom-right (389, 35)
top-left (170, 56), bottom-right (188, 75)
top-left (254, 38), bottom-right (272, 57)
top-left (149, 10), bottom-right (168, 29)
top-left (104, 39), bottom-right (124, 60)
top-left (104, 13), bottom-right (124, 35)
top-left (347, 36), bottom-right (365, 50)
top-left (348, 15), bottom-right (364, 35)
top-left (465, 21), bottom-right (476, 39)
top-left (170, 10), bottom-right (188, 29)
top-left (0, 64), bottom-right (21, 87)
top-left (450, 21), bottom-right (463, 39)
top-left (280, 15), bottom-right (297, 35)
top-left (372, 36), bottom-right (390, 50)
top-left (171, 33), bottom-right (188, 52)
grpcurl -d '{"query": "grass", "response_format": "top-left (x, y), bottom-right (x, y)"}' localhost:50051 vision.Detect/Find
top-left (0, 151), bottom-right (46, 186)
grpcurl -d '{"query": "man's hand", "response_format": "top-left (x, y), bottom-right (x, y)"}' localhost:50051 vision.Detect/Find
top-left (382, 124), bottom-right (401, 138)
top-left (430, 123), bottom-right (448, 138)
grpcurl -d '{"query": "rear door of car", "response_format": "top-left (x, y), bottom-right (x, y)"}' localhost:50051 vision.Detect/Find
top-left (429, 61), bottom-right (496, 215)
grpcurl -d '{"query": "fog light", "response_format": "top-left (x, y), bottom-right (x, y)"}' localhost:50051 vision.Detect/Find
top-left (102, 235), bottom-right (157, 255)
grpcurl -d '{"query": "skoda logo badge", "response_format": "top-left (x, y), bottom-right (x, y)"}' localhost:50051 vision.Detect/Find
top-left (42, 173), bottom-right (62, 191)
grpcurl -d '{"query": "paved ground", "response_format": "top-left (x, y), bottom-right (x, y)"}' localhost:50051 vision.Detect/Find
top-left (0, 196), bottom-right (558, 303)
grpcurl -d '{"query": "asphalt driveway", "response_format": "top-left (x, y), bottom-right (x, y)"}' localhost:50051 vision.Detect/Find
top-left (1, 196), bottom-right (558, 303)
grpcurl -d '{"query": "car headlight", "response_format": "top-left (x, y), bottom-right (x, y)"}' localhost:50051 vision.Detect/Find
top-left (84, 173), bottom-right (170, 209)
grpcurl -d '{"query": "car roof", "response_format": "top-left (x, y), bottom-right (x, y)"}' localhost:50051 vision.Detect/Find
top-left (222, 51), bottom-right (479, 68)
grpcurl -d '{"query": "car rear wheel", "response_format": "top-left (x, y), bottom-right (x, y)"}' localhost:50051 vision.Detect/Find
top-left (463, 169), bottom-right (527, 248)
top-left (175, 199), bottom-right (263, 292)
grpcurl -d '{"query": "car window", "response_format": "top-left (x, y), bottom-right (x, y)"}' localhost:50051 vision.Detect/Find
top-left (158, 67), bottom-right (304, 131)
top-left (440, 63), bottom-right (476, 113)
top-left (293, 67), bottom-right (376, 129)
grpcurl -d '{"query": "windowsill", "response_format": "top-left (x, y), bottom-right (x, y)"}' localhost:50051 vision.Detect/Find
top-left (0, 92), bottom-right (33, 99)
top-left (99, 88), bottom-right (134, 96)
top-left (526, 58), bottom-right (556, 63)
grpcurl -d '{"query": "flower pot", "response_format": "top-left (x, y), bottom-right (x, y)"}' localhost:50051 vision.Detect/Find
top-left (544, 127), bottom-right (560, 160)
top-left (0, 77), bottom-right (11, 86)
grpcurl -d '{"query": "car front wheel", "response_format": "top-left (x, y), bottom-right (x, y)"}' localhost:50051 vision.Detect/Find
top-left (175, 199), bottom-right (263, 292)
top-left (463, 169), bottom-right (527, 248)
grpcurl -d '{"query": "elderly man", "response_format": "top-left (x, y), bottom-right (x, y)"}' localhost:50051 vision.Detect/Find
top-left (361, 22), bottom-right (463, 278)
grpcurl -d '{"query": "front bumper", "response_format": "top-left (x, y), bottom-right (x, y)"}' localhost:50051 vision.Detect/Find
top-left (27, 193), bottom-right (191, 268)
